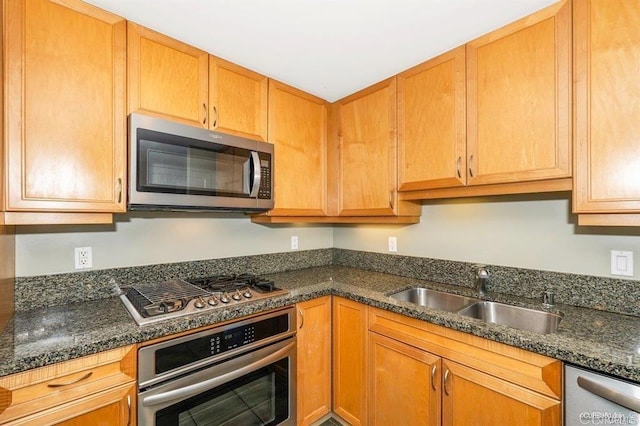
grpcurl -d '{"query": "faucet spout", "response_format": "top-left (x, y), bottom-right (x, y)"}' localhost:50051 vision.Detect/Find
top-left (475, 266), bottom-right (489, 297)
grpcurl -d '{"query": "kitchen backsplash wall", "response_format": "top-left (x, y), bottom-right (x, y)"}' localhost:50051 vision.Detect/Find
top-left (334, 193), bottom-right (640, 279)
top-left (15, 212), bottom-right (334, 277)
top-left (14, 249), bottom-right (334, 311)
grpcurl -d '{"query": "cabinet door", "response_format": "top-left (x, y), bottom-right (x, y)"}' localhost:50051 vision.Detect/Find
top-left (5, 0), bottom-right (126, 212)
top-left (336, 78), bottom-right (397, 216)
top-left (442, 360), bottom-right (560, 426)
top-left (368, 332), bottom-right (441, 426)
top-left (296, 296), bottom-right (332, 426)
top-left (209, 56), bottom-right (268, 141)
top-left (574, 0), bottom-right (640, 214)
top-left (398, 46), bottom-right (466, 191)
top-left (12, 382), bottom-right (135, 426)
top-left (128, 22), bottom-right (208, 128)
top-left (466, 0), bottom-right (571, 186)
top-left (267, 80), bottom-right (328, 216)
top-left (333, 297), bottom-right (367, 426)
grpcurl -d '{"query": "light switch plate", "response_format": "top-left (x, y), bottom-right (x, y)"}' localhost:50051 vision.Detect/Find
top-left (611, 250), bottom-right (633, 277)
top-left (388, 236), bottom-right (397, 253)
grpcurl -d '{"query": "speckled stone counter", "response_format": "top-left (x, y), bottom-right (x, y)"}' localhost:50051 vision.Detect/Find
top-left (2, 265), bottom-right (640, 385)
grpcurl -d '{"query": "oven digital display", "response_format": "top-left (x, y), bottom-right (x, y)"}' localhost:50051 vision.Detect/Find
top-left (155, 314), bottom-right (288, 375)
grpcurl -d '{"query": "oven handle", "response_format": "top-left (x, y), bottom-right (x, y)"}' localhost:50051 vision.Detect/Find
top-left (249, 151), bottom-right (261, 198)
top-left (141, 341), bottom-right (295, 407)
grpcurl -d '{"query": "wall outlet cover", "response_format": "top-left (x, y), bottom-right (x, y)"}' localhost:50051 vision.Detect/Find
top-left (611, 250), bottom-right (633, 277)
top-left (388, 236), bottom-right (398, 253)
top-left (74, 247), bottom-right (93, 269)
top-left (291, 236), bottom-right (299, 250)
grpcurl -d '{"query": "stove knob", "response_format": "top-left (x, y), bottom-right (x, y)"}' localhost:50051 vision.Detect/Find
top-left (232, 290), bottom-right (242, 301)
top-left (207, 296), bottom-right (218, 306)
top-left (220, 293), bottom-right (230, 304)
top-left (194, 297), bottom-right (206, 309)
top-left (243, 289), bottom-right (253, 299)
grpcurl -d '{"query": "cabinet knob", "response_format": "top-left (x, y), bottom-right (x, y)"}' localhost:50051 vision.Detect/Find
top-left (443, 369), bottom-right (451, 395)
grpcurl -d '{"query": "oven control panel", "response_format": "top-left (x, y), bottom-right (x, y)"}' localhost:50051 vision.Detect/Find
top-left (153, 312), bottom-right (290, 376)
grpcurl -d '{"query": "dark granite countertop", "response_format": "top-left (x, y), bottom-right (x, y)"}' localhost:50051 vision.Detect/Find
top-left (2, 265), bottom-right (639, 383)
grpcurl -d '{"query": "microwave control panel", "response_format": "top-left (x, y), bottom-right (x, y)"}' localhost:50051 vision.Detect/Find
top-left (258, 156), bottom-right (272, 200)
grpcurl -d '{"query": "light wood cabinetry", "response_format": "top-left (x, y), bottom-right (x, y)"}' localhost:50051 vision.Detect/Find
top-left (573, 0), bottom-right (640, 226)
top-left (332, 297), bottom-right (368, 425)
top-left (334, 78), bottom-right (420, 219)
top-left (209, 56), bottom-right (268, 141)
top-left (3, 0), bottom-right (126, 224)
top-left (128, 22), bottom-right (208, 128)
top-left (442, 360), bottom-right (560, 426)
top-left (368, 332), bottom-right (441, 426)
top-left (254, 80), bottom-right (328, 219)
top-left (400, 0), bottom-right (572, 201)
top-left (296, 296), bottom-right (332, 425)
top-left (398, 46), bottom-right (467, 191)
top-left (0, 345), bottom-right (136, 425)
top-left (365, 305), bottom-right (562, 426)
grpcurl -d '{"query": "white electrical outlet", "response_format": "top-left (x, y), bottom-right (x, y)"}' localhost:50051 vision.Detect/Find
top-left (388, 236), bottom-right (398, 253)
top-left (291, 236), bottom-right (299, 250)
top-left (74, 247), bottom-right (93, 269)
top-left (611, 250), bottom-right (633, 276)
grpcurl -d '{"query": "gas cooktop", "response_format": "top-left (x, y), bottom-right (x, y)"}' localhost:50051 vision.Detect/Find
top-left (120, 274), bottom-right (288, 326)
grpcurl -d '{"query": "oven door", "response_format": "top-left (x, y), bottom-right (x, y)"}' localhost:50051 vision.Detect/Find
top-left (139, 338), bottom-right (296, 426)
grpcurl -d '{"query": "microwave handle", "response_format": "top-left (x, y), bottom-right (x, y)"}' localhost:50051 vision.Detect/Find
top-left (249, 151), bottom-right (261, 198)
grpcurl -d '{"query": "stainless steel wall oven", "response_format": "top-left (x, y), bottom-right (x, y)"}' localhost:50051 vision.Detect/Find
top-left (137, 307), bottom-right (296, 425)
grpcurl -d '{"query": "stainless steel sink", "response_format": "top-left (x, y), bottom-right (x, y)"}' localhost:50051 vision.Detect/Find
top-left (390, 287), bottom-right (480, 312)
top-left (458, 301), bottom-right (562, 334)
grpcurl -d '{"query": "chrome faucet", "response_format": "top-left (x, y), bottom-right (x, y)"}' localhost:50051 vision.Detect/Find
top-left (475, 266), bottom-right (489, 297)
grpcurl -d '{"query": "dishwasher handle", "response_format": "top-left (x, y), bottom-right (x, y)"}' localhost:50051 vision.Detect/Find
top-left (577, 375), bottom-right (640, 413)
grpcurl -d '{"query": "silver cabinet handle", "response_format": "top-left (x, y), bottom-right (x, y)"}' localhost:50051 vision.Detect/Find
top-left (126, 394), bottom-right (131, 426)
top-left (443, 369), bottom-right (451, 395)
top-left (143, 341), bottom-right (295, 407)
top-left (577, 375), bottom-right (640, 413)
top-left (212, 105), bottom-right (218, 128)
top-left (249, 151), bottom-right (261, 198)
top-left (456, 156), bottom-right (462, 179)
top-left (431, 364), bottom-right (437, 391)
top-left (202, 103), bottom-right (207, 125)
top-left (47, 371), bottom-right (93, 388)
top-left (298, 308), bottom-right (304, 329)
top-left (468, 155), bottom-right (474, 178)
top-left (117, 178), bottom-right (122, 204)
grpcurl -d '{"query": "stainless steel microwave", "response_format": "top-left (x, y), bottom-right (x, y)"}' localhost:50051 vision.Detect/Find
top-left (128, 113), bottom-right (274, 212)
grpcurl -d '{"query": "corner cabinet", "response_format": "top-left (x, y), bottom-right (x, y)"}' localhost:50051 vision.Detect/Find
top-left (3, 0), bottom-right (127, 224)
top-left (296, 296), bottom-right (332, 425)
top-left (573, 0), bottom-right (640, 226)
top-left (252, 80), bottom-right (329, 222)
top-left (0, 345), bottom-right (136, 425)
top-left (334, 78), bottom-right (420, 220)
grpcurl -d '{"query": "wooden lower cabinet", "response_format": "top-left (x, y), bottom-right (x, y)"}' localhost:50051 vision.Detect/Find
top-left (296, 296), bottom-right (332, 425)
top-left (442, 360), bottom-right (560, 426)
top-left (0, 345), bottom-right (136, 425)
top-left (368, 332), bottom-right (441, 426)
top-left (332, 297), bottom-right (368, 425)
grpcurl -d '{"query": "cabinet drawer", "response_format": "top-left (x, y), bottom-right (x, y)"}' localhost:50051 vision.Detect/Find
top-left (0, 345), bottom-right (136, 423)
top-left (368, 307), bottom-right (561, 399)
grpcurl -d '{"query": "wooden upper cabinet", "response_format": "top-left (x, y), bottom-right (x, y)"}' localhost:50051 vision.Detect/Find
top-left (265, 80), bottom-right (328, 216)
top-left (466, 0), bottom-right (571, 186)
top-left (4, 0), bottom-right (126, 213)
top-left (128, 22), bottom-right (208, 127)
top-left (574, 0), bottom-right (640, 217)
top-left (335, 78), bottom-right (399, 216)
top-left (398, 46), bottom-right (467, 191)
top-left (209, 56), bottom-right (267, 140)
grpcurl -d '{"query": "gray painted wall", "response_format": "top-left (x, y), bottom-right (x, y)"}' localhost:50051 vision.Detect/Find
top-left (15, 193), bottom-right (640, 279)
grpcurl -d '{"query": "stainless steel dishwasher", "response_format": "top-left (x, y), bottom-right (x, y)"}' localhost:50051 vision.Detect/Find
top-left (565, 365), bottom-right (640, 425)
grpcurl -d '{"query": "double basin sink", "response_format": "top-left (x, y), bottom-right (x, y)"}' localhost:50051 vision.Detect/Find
top-left (390, 287), bottom-right (562, 334)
